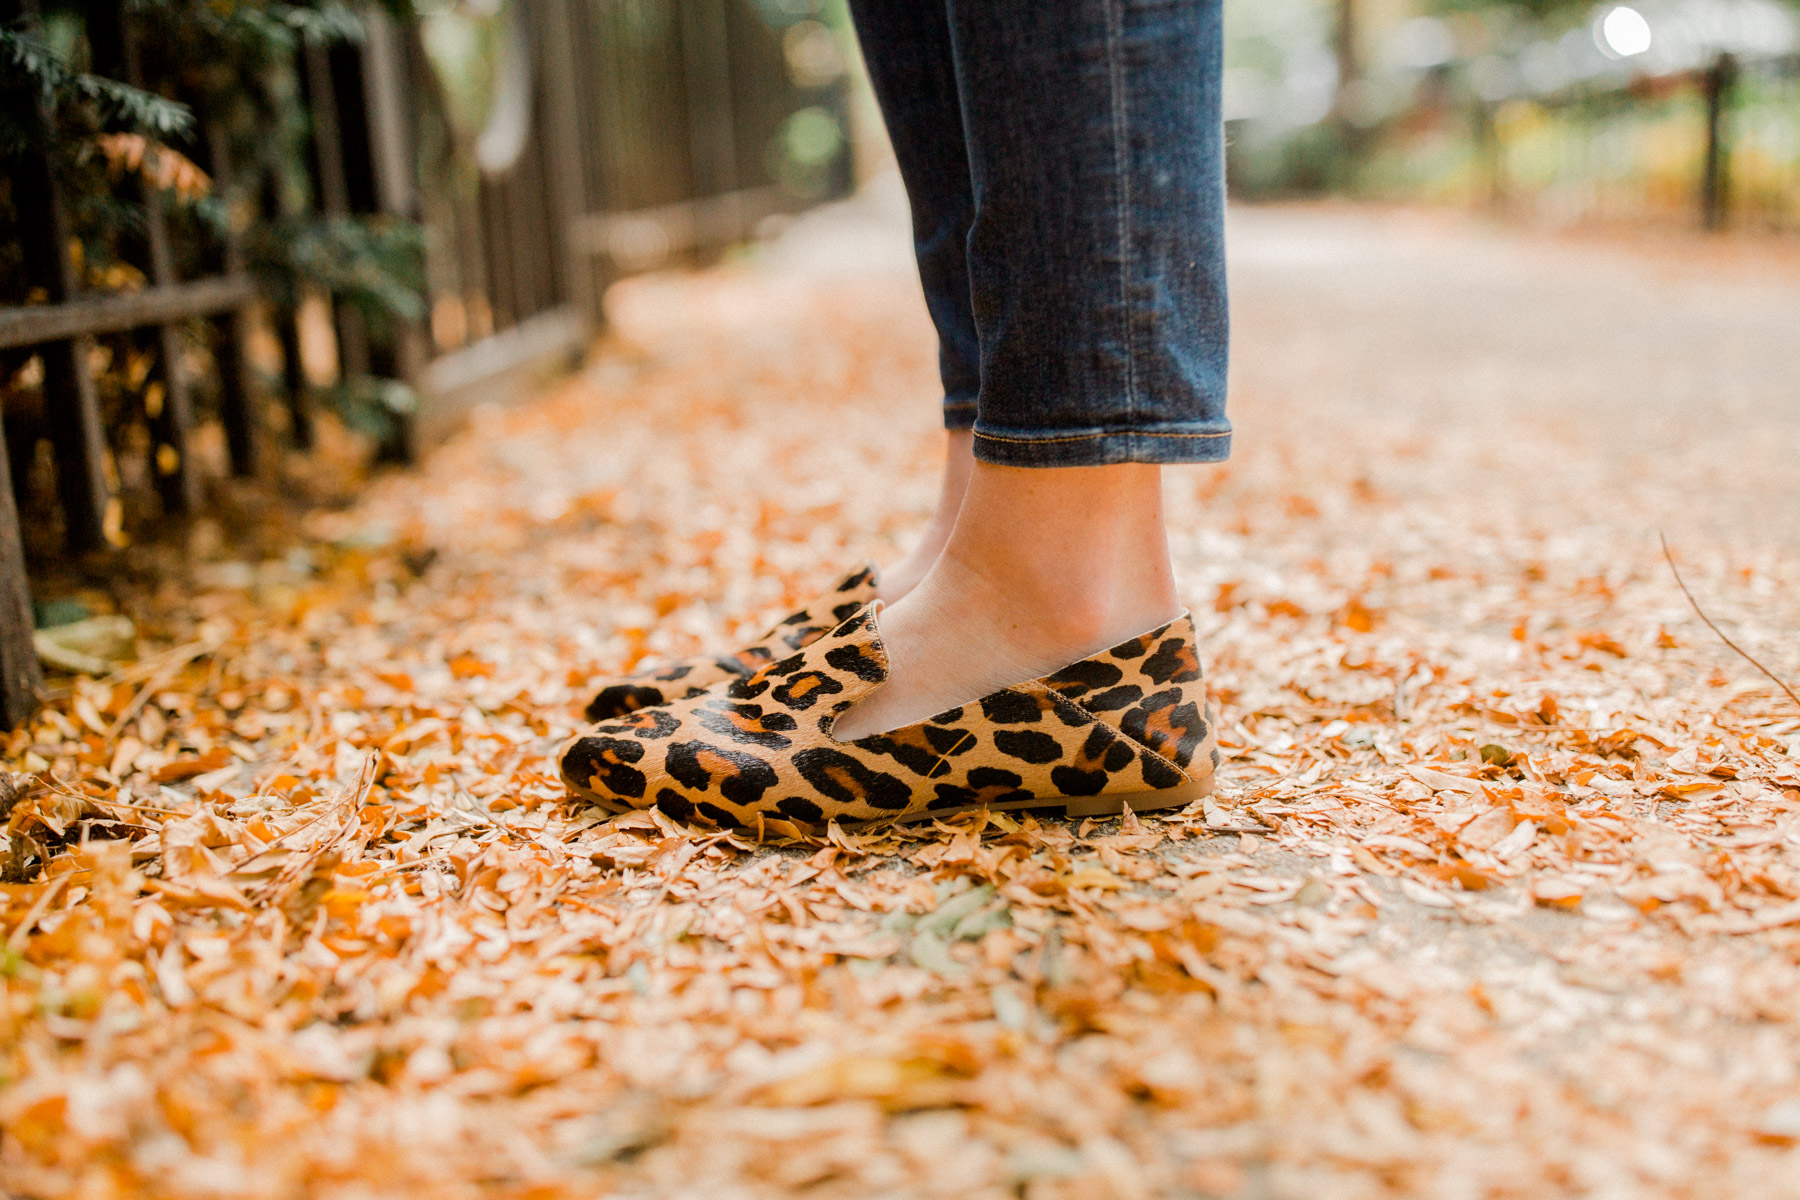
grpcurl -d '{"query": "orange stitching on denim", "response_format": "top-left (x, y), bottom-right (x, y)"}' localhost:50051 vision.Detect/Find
top-left (972, 430), bottom-right (1230, 444)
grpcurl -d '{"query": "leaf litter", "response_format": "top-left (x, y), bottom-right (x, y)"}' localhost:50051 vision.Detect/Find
top-left (4, 205), bottom-right (1800, 1198)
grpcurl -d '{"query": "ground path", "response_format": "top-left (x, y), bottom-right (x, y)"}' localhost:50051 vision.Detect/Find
top-left (4, 185), bottom-right (1799, 1199)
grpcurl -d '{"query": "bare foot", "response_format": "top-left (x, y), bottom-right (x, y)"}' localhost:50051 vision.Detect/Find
top-left (833, 460), bottom-right (1182, 740)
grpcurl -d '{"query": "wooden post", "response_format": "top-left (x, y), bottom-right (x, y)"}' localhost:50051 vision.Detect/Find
top-left (677, 0), bottom-right (741, 245)
top-left (1701, 53), bottom-right (1737, 232)
top-left (122, 16), bottom-right (202, 513)
top-left (0, 411), bottom-right (43, 729)
top-left (275, 307), bottom-right (314, 449)
top-left (5, 0), bottom-right (113, 551)
top-left (359, 8), bottom-right (422, 233)
top-left (507, 151), bottom-right (547, 318)
top-left (303, 41), bottom-right (372, 382)
top-left (1330, 0), bottom-right (1368, 172)
top-left (259, 167), bottom-right (316, 451)
top-left (1474, 100), bottom-right (1505, 214)
top-left (359, 7), bottom-right (428, 462)
top-left (203, 122), bottom-right (261, 476)
top-left (531, 0), bottom-right (602, 325)
top-left (0, 0), bottom-right (48, 717)
top-left (480, 179), bottom-right (519, 331)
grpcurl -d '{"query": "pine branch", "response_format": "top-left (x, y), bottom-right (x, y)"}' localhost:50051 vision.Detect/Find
top-left (0, 26), bottom-right (192, 145)
top-left (123, 0), bottom-right (370, 56)
top-left (280, 2), bottom-right (366, 47)
top-left (251, 213), bottom-right (427, 324)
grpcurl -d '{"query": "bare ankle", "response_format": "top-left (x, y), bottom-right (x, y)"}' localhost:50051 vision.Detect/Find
top-left (880, 429), bottom-right (974, 604)
top-left (835, 459), bottom-right (1185, 741)
top-left (971, 562), bottom-right (1177, 655)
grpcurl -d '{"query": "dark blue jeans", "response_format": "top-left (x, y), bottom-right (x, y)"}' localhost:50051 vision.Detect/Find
top-left (847, 0), bottom-right (1231, 467)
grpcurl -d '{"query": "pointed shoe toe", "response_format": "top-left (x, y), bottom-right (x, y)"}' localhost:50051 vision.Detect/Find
top-left (581, 564), bottom-right (880, 721)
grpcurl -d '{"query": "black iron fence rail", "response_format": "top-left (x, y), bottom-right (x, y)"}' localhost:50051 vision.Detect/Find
top-left (0, 276), bottom-right (260, 351)
top-left (0, 0), bottom-right (853, 728)
top-left (1496, 50), bottom-right (1800, 231)
top-left (567, 184), bottom-right (795, 266)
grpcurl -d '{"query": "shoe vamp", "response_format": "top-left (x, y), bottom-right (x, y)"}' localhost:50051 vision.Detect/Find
top-left (630, 683), bottom-right (1189, 826)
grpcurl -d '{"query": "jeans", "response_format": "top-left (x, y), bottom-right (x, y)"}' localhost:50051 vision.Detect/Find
top-left (846, 0), bottom-right (1231, 467)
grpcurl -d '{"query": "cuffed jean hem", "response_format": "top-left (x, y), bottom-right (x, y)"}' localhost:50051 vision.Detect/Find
top-left (943, 400), bottom-right (978, 430)
top-left (971, 424), bottom-right (1232, 468)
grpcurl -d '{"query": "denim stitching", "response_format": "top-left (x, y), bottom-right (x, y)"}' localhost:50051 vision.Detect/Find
top-left (1103, 0), bottom-right (1137, 423)
top-left (974, 430), bottom-right (1229, 444)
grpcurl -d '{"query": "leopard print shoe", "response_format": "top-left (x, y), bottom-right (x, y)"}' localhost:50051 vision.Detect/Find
top-left (584, 565), bottom-right (880, 722)
top-left (561, 605), bottom-right (1220, 828)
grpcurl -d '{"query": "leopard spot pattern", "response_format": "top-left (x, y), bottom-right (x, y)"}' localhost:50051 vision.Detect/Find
top-left (770, 670), bottom-right (843, 711)
top-left (562, 609), bottom-right (1219, 827)
top-left (664, 740), bottom-right (778, 807)
top-left (793, 747), bottom-right (912, 811)
top-left (584, 684), bottom-right (671, 723)
top-left (564, 735), bottom-right (648, 800)
top-left (583, 565), bottom-right (880, 721)
top-left (694, 701), bottom-right (798, 750)
top-left (597, 707), bottom-right (679, 739)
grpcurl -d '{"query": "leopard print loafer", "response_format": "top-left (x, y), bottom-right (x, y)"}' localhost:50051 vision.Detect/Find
top-left (584, 565), bottom-right (880, 722)
top-left (561, 605), bottom-right (1219, 828)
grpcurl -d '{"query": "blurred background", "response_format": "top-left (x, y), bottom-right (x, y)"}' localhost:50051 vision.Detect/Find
top-left (0, 0), bottom-right (1795, 724)
top-left (1223, 0), bottom-right (1798, 227)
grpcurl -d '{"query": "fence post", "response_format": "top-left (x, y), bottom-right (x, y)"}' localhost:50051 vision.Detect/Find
top-left (274, 305), bottom-right (315, 451)
top-left (4, 0), bottom-right (114, 551)
top-left (678, 0), bottom-right (741, 241)
top-left (1700, 52), bottom-right (1737, 231)
top-left (303, 41), bottom-right (373, 382)
top-left (1473, 100), bottom-right (1505, 213)
top-left (121, 14), bottom-right (203, 513)
top-left (359, 6), bottom-right (429, 462)
top-left (0, 410), bottom-right (42, 729)
top-left (532, 0), bottom-right (602, 326)
top-left (1330, 0), bottom-right (1368, 168)
top-left (203, 123), bottom-right (261, 476)
top-left (261, 172), bottom-right (316, 451)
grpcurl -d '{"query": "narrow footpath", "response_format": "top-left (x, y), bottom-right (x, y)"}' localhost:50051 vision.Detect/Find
top-left (5, 187), bottom-right (1799, 1199)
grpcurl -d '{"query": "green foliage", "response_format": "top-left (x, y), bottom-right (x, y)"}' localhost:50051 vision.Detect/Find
top-left (3, 0), bottom-right (428, 330)
top-left (253, 215), bottom-right (427, 331)
top-left (326, 374), bottom-right (416, 443)
top-left (0, 24), bottom-right (192, 154)
top-left (2, 0), bottom-right (430, 514)
top-left (1420, 0), bottom-right (1592, 17)
top-left (142, 0), bottom-right (366, 58)
top-left (745, 0), bottom-right (821, 28)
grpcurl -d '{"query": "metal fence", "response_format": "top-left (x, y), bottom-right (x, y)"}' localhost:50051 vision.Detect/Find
top-left (292, 0), bottom-right (853, 436)
top-left (1224, 9), bottom-right (1800, 235)
top-left (1475, 52), bottom-right (1800, 231)
top-left (0, 0), bottom-right (852, 726)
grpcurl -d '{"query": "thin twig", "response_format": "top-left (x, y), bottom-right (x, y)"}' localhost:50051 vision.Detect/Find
top-left (236, 757), bottom-right (377, 871)
top-left (6, 874), bottom-right (71, 954)
top-left (1661, 533), bottom-right (1800, 712)
top-left (104, 640), bottom-right (213, 745)
top-left (254, 757), bottom-right (379, 908)
top-left (41, 773), bottom-right (188, 818)
top-left (99, 636), bottom-right (216, 691)
top-left (95, 798), bottom-right (191, 817)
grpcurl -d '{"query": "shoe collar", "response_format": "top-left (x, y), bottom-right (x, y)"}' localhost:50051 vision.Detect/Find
top-left (809, 602), bottom-right (1197, 741)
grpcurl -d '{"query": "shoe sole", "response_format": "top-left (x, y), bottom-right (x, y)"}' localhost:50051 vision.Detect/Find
top-left (568, 776), bottom-right (1214, 827)
top-left (894, 774), bottom-right (1214, 825)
